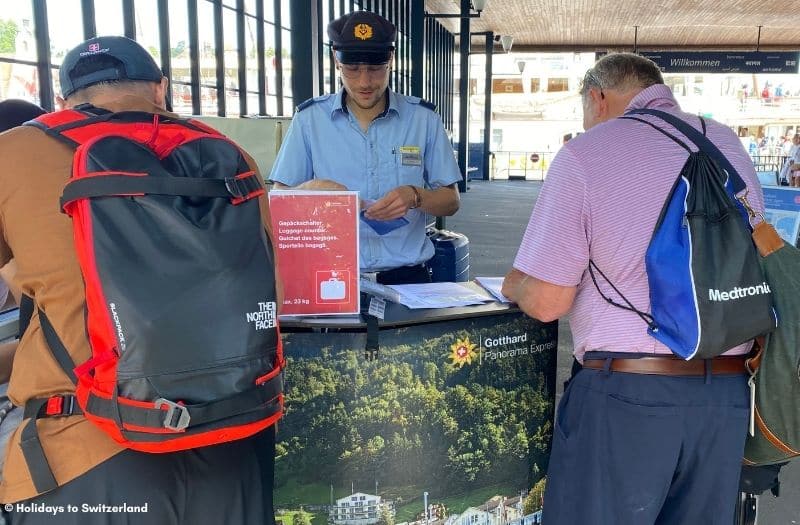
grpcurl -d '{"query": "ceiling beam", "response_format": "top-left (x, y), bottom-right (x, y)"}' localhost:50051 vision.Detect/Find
top-left (459, 43), bottom-right (800, 53)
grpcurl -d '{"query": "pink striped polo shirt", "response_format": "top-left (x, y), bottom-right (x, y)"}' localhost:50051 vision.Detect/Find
top-left (513, 84), bottom-right (764, 362)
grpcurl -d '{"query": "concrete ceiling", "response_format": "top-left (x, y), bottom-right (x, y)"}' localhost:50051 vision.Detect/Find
top-left (424, 0), bottom-right (800, 52)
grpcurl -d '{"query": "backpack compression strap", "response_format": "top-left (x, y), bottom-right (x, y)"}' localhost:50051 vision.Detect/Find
top-left (60, 171), bottom-right (264, 211)
top-left (81, 369), bottom-right (283, 435)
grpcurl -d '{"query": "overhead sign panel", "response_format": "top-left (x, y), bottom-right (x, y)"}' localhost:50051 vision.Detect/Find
top-left (640, 51), bottom-right (799, 74)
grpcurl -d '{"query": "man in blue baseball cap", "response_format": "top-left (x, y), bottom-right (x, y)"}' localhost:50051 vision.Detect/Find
top-left (270, 10), bottom-right (461, 286)
top-left (55, 35), bottom-right (167, 110)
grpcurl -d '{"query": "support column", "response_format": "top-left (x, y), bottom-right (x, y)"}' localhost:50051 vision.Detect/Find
top-left (483, 32), bottom-right (493, 181)
top-left (456, 0), bottom-right (470, 192)
top-left (410, 0), bottom-right (424, 99)
top-left (290, 1), bottom-right (320, 106)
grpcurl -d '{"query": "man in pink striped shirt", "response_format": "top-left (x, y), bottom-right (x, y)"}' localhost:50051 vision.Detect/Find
top-left (503, 53), bottom-right (762, 524)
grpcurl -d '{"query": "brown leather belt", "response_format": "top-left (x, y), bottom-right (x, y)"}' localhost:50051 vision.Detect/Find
top-left (582, 356), bottom-right (748, 376)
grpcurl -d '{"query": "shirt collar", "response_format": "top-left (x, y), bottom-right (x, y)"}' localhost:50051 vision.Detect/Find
top-left (331, 89), bottom-right (400, 120)
top-left (625, 84), bottom-right (679, 112)
top-left (84, 94), bottom-right (176, 117)
top-left (332, 90), bottom-right (347, 116)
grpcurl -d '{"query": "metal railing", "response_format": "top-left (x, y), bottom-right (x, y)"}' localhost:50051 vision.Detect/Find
top-left (485, 153), bottom-right (789, 183)
top-left (751, 155), bottom-right (787, 173)
top-left (489, 151), bottom-right (555, 181)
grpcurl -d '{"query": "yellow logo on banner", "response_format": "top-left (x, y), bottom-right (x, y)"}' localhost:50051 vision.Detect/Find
top-left (354, 24), bottom-right (373, 40)
top-left (448, 337), bottom-right (478, 368)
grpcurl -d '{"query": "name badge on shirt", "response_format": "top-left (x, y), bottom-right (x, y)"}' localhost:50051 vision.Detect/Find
top-left (398, 146), bottom-right (422, 166)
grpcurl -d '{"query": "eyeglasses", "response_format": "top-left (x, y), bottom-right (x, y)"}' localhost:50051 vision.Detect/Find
top-left (339, 63), bottom-right (390, 80)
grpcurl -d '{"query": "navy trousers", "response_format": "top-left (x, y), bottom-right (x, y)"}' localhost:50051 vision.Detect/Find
top-left (542, 366), bottom-right (749, 525)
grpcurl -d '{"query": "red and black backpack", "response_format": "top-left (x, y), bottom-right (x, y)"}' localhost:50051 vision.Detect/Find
top-left (20, 106), bottom-right (284, 493)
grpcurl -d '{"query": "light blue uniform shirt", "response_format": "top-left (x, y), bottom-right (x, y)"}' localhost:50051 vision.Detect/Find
top-left (269, 89), bottom-right (462, 272)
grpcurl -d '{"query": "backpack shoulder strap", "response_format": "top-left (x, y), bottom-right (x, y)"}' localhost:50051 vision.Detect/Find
top-left (587, 260), bottom-right (656, 331)
top-left (17, 299), bottom-right (81, 493)
top-left (184, 118), bottom-right (224, 136)
top-left (619, 116), bottom-right (693, 154)
top-left (628, 108), bottom-right (746, 194)
top-left (25, 108), bottom-right (115, 149)
top-left (17, 294), bottom-right (34, 339)
top-left (26, 107), bottom-right (216, 150)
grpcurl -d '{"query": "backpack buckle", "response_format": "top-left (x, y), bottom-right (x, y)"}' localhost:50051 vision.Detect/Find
top-left (224, 177), bottom-right (249, 199)
top-left (44, 395), bottom-right (75, 417)
top-left (154, 398), bottom-right (191, 431)
top-left (224, 174), bottom-right (262, 203)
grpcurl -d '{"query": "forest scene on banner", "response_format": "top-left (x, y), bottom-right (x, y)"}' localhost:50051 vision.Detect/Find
top-left (274, 315), bottom-right (557, 525)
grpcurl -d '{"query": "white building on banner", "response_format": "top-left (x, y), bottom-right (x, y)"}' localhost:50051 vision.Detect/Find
top-left (331, 492), bottom-right (394, 525)
top-left (449, 496), bottom-right (524, 525)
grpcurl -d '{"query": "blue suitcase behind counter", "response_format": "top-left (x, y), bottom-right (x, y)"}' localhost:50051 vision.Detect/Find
top-left (427, 228), bottom-right (469, 282)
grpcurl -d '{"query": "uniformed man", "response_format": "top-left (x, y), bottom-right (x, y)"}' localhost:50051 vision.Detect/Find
top-left (269, 10), bottom-right (461, 285)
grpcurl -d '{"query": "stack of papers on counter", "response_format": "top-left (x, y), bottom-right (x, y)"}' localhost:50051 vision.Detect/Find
top-left (474, 276), bottom-right (511, 303)
top-left (385, 282), bottom-right (493, 309)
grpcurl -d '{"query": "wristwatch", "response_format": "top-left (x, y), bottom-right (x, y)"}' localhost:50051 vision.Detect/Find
top-left (408, 185), bottom-right (422, 209)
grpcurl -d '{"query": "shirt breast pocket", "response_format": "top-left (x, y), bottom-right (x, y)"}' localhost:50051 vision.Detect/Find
top-left (395, 147), bottom-right (424, 186)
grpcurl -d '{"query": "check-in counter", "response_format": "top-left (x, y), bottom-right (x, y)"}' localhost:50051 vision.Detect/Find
top-left (275, 295), bottom-right (557, 523)
top-left (1, 297), bottom-right (558, 522)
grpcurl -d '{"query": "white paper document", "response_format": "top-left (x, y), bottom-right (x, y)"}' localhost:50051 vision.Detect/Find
top-left (386, 282), bottom-right (494, 309)
top-left (474, 276), bottom-right (511, 303)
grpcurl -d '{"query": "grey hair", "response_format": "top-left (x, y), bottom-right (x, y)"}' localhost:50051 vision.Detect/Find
top-left (65, 79), bottom-right (158, 104)
top-left (579, 53), bottom-right (664, 96)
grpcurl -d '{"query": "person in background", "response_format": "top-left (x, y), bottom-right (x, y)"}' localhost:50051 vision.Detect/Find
top-left (0, 99), bottom-right (46, 381)
top-left (0, 99), bottom-right (44, 131)
top-left (0, 100), bottom-right (46, 516)
top-left (0, 99), bottom-right (47, 302)
top-left (269, 10), bottom-right (461, 285)
top-left (747, 135), bottom-right (757, 157)
top-left (502, 53), bottom-right (762, 525)
top-left (780, 133), bottom-right (800, 187)
top-left (0, 37), bottom-right (278, 524)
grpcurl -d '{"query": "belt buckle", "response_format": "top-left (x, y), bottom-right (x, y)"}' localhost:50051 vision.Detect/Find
top-left (361, 272), bottom-right (378, 283)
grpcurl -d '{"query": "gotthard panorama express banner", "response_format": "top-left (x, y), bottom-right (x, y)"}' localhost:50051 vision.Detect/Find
top-left (276, 312), bottom-right (557, 525)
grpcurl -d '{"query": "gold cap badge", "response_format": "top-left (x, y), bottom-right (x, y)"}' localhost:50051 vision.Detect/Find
top-left (354, 23), bottom-right (373, 40)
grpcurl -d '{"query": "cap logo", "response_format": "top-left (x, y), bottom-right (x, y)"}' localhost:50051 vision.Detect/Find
top-left (354, 24), bottom-right (373, 40)
top-left (79, 42), bottom-right (109, 57)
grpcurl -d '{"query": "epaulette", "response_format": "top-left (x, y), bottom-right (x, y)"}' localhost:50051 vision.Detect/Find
top-left (295, 94), bottom-right (333, 113)
top-left (419, 99), bottom-right (437, 111)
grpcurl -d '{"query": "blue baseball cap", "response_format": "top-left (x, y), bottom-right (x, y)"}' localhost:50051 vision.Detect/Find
top-left (59, 36), bottom-right (163, 98)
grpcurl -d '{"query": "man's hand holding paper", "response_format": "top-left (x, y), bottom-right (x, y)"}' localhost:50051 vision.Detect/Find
top-left (361, 196), bottom-right (410, 235)
top-left (363, 185), bottom-right (418, 220)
